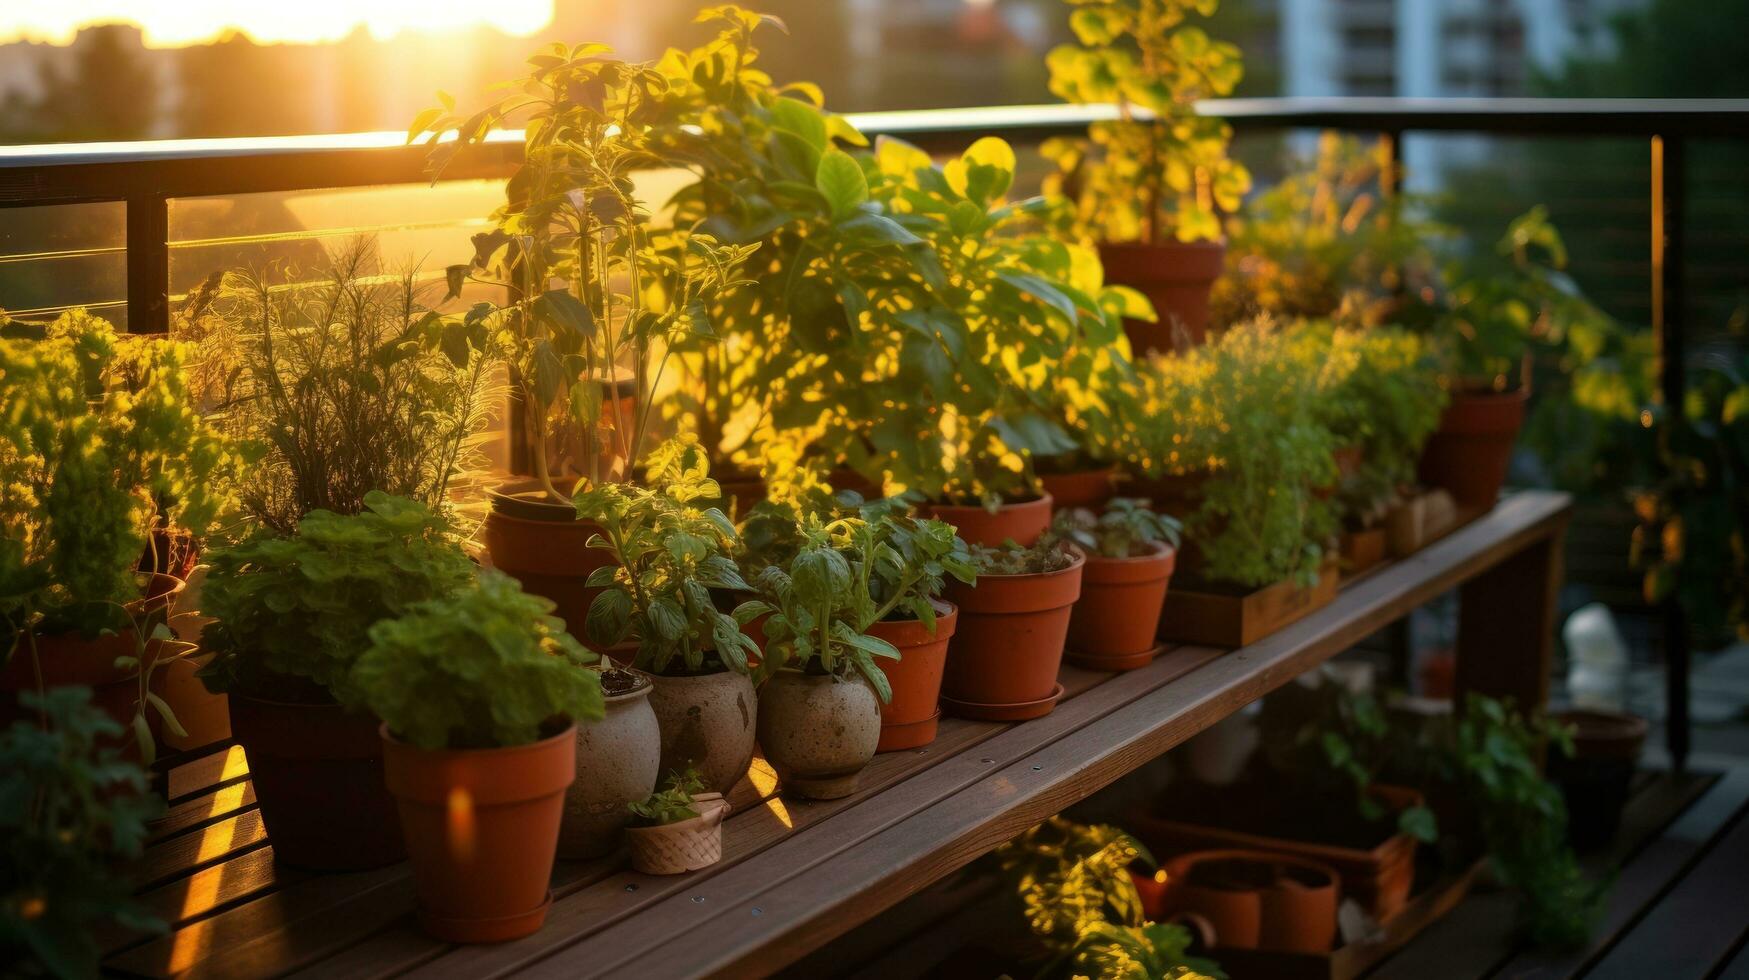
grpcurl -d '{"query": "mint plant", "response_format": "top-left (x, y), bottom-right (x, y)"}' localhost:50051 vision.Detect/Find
top-left (352, 570), bottom-right (604, 750)
top-left (1052, 498), bottom-right (1181, 559)
top-left (627, 768), bottom-right (708, 827)
top-left (198, 492), bottom-right (478, 706)
top-left (576, 437), bottom-right (762, 675)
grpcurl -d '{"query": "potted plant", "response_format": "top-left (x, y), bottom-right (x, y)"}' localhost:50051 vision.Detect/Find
top-left (942, 536), bottom-right (1085, 721)
top-left (0, 309), bottom-right (242, 762)
top-left (577, 437), bottom-right (764, 795)
top-left (624, 768), bottom-right (730, 875)
top-left (1, 687), bottom-right (164, 977)
top-left (1055, 498), bottom-right (1180, 671)
top-left (196, 493), bottom-right (476, 870)
top-left (1042, 0), bottom-right (1250, 351)
top-left (559, 661), bottom-right (662, 860)
top-left (351, 570), bottom-right (604, 943)
top-left (1131, 320), bottom-right (1339, 644)
top-left (1544, 708), bottom-right (1648, 852)
top-left (415, 46), bottom-right (757, 636)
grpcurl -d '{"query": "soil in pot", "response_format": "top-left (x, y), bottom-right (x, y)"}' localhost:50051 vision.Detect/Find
top-left (1037, 466), bottom-right (1117, 512)
top-left (1417, 387), bottom-right (1529, 510)
top-left (558, 668), bottom-right (660, 860)
top-left (382, 723), bottom-right (575, 943)
top-left (868, 601), bottom-right (958, 751)
top-left (1546, 708), bottom-right (1648, 852)
top-left (230, 692), bottom-right (405, 870)
top-left (1098, 240), bottom-right (1227, 352)
top-left (481, 484), bottom-right (616, 645)
top-left (647, 667), bottom-right (758, 795)
top-left (942, 549), bottom-right (1084, 720)
top-left (757, 670), bottom-right (882, 799)
top-left (925, 494), bottom-right (1054, 549)
top-left (1067, 541), bottom-right (1175, 671)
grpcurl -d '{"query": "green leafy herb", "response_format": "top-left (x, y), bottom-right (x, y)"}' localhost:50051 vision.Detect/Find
top-left (628, 767), bottom-right (707, 827)
top-left (968, 537), bottom-right (1078, 576)
top-left (352, 570), bottom-right (604, 750)
top-left (1053, 497), bottom-right (1181, 559)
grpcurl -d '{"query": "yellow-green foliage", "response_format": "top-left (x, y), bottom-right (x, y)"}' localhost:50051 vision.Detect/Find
top-left (1042, 0), bottom-right (1250, 245)
top-left (1, 310), bottom-right (243, 638)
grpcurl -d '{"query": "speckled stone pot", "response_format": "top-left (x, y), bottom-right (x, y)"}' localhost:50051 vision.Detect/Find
top-left (648, 669), bottom-right (758, 795)
top-left (757, 670), bottom-right (881, 800)
top-left (557, 670), bottom-right (660, 860)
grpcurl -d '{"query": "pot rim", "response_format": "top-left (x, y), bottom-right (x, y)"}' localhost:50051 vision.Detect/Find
top-left (971, 544), bottom-right (1088, 582)
top-left (600, 666), bottom-right (655, 703)
top-left (379, 720), bottom-right (578, 759)
top-left (1084, 539), bottom-right (1175, 565)
top-left (926, 492), bottom-right (1052, 513)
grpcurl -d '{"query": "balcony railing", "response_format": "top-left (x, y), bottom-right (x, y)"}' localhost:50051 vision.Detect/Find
top-left (5, 95), bottom-right (1749, 764)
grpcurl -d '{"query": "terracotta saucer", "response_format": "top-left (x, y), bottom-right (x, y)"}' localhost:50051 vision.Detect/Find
top-left (941, 683), bottom-right (1065, 722)
top-left (878, 708), bottom-right (941, 752)
top-left (1067, 642), bottom-right (1166, 673)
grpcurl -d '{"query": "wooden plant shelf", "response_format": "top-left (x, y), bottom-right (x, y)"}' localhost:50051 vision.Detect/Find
top-left (103, 491), bottom-right (1571, 979)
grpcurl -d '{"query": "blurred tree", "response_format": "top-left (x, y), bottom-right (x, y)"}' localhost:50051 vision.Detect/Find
top-left (6, 24), bottom-right (156, 143)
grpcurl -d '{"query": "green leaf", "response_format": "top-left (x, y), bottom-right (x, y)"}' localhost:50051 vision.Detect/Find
top-left (837, 211), bottom-right (921, 246)
top-left (585, 588), bottom-right (634, 647)
top-left (532, 289), bottom-right (597, 340)
top-left (998, 271), bottom-right (1082, 325)
top-left (815, 149), bottom-right (870, 222)
top-left (770, 95), bottom-right (828, 151)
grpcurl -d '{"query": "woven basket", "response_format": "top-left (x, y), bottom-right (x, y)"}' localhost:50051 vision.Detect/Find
top-left (625, 793), bottom-right (730, 875)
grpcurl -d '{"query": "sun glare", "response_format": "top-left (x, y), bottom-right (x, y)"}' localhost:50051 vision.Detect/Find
top-left (1, 1), bottom-right (556, 47)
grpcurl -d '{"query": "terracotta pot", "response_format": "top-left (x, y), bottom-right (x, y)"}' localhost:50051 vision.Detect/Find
top-left (382, 724), bottom-right (575, 944)
top-left (481, 487), bottom-right (616, 646)
top-left (647, 669), bottom-right (757, 794)
top-left (925, 494), bottom-right (1054, 548)
top-left (1161, 849), bottom-right (1340, 954)
top-left (942, 549), bottom-right (1084, 720)
top-left (1417, 388), bottom-right (1528, 510)
top-left (2, 573), bottom-right (186, 747)
top-left (1547, 708), bottom-right (1648, 851)
top-left (1038, 468), bottom-right (1117, 512)
top-left (1339, 526), bottom-right (1388, 577)
top-left (1099, 240), bottom-right (1227, 352)
top-left (757, 670), bottom-right (882, 799)
top-left (625, 793), bottom-right (730, 875)
top-left (159, 567), bottom-right (229, 750)
top-left (230, 693), bottom-right (405, 870)
top-left (1067, 541), bottom-right (1176, 671)
top-left (558, 670), bottom-right (660, 860)
top-left (868, 601), bottom-right (958, 751)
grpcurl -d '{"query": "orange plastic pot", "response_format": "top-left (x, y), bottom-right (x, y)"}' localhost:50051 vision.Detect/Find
top-left (1099, 240), bottom-right (1227, 352)
top-left (1067, 542), bottom-right (1176, 671)
top-left (942, 550), bottom-right (1084, 719)
top-left (1, 574), bottom-right (186, 747)
top-left (925, 494), bottom-right (1054, 548)
top-left (382, 724), bottom-right (576, 944)
top-left (231, 694), bottom-right (404, 870)
top-left (1162, 849), bottom-right (1340, 954)
top-left (482, 488), bottom-right (615, 646)
top-left (1038, 468), bottom-right (1116, 512)
top-left (868, 601), bottom-right (958, 751)
top-left (1417, 388), bottom-right (1528, 510)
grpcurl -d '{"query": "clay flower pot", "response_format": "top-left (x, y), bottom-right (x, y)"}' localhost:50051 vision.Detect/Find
top-left (481, 486), bottom-right (616, 645)
top-left (647, 668), bottom-right (757, 795)
top-left (1417, 387), bottom-right (1529, 510)
top-left (1067, 541), bottom-right (1176, 671)
top-left (1547, 708), bottom-right (1648, 851)
top-left (625, 793), bottom-right (731, 875)
top-left (942, 549), bottom-right (1084, 721)
top-left (230, 694), bottom-right (405, 871)
top-left (1038, 467), bottom-right (1117, 512)
top-left (868, 601), bottom-right (959, 751)
top-left (1098, 240), bottom-right (1227, 352)
top-left (558, 670), bottom-right (661, 860)
top-left (1161, 849), bottom-right (1341, 954)
top-left (925, 493), bottom-right (1054, 548)
top-left (2, 573), bottom-right (186, 749)
top-left (382, 724), bottom-right (575, 944)
top-left (758, 670), bottom-right (882, 799)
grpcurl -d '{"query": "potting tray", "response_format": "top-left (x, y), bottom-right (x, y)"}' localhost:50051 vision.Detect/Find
top-left (101, 491), bottom-right (1572, 978)
top-left (1159, 560), bottom-right (1342, 647)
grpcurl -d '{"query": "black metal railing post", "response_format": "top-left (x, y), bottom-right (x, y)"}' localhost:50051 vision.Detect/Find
top-left (1653, 133), bottom-right (1691, 771)
top-left (125, 194), bottom-right (169, 334)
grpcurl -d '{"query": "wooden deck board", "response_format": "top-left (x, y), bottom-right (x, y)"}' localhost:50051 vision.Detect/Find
top-left (98, 490), bottom-right (1574, 979)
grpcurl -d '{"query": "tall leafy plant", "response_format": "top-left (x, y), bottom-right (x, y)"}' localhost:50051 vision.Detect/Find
top-left (415, 44), bottom-right (757, 498)
top-left (1042, 0), bottom-right (1250, 246)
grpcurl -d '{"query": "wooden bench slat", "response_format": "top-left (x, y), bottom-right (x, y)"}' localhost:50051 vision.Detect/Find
top-left (135, 810), bottom-right (270, 892)
top-left (148, 781), bottom-right (259, 846)
top-left (365, 658), bottom-right (1199, 980)
top-left (518, 493), bottom-right (1571, 978)
top-left (1583, 768), bottom-right (1749, 979)
top-left (167, 745), bottom-right (249, 803)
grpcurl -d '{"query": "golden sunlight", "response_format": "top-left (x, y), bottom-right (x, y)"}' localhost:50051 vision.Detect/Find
top-left (1, 1), bottom-right (555, 47)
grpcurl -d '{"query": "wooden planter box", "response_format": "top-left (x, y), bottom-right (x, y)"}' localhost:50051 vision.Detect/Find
top-left (1202, 862), bottom-right (1483, 980)
top-left (1385, 489), bottom-right (1464, 557)
top-left (1339, 527), bottom-right (1388, 578)
top-left (1158, 561), bottom-right (1340, 647)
